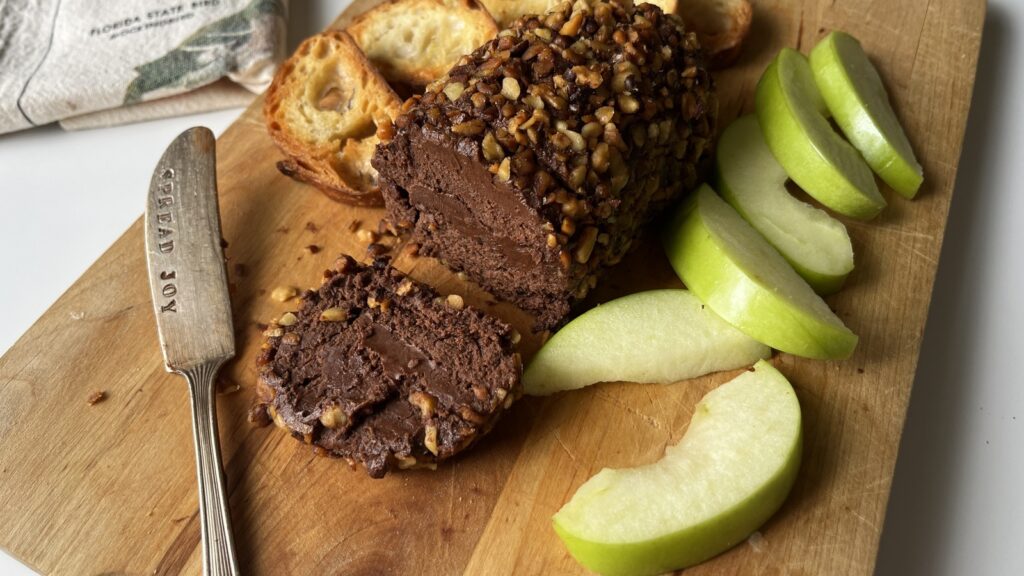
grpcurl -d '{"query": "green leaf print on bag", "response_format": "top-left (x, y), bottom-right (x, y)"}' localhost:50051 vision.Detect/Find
top-left (124, 0), bottom-right (284, 104)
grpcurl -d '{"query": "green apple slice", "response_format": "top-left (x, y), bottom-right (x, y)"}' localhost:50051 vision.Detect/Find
top-left (717, 114), bottom-right (854, 295)
top-left (523, 289), bottom-right (770, 396)
top-left (554, 359), bottom-right (802, 576)
top-left (756, 48), bottom-right (886, 219)
top-left (662, 185), bottom-right (857, 359)
top-left (810, 31), bottom-right (924, 198)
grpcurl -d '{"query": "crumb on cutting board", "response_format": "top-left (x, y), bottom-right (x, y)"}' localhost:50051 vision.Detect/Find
top-left (366, 243), bottom-right (389, 257)
top-left (271, 285), bottom-right (298, 302)
top-left (247, 403), bottom-right (272, 427)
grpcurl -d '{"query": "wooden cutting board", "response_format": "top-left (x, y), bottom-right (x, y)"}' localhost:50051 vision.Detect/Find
top-left (0, 0), bottom-right (984, 574)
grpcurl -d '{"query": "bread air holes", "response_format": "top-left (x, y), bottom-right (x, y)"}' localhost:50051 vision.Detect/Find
top-left (311, 38), bottom-right (330, 59)
top-left (397, 29), bottom-right (419, 58)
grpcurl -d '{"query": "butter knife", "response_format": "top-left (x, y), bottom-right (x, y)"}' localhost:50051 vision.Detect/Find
top-left (145, 127), bottom-right (240, 576)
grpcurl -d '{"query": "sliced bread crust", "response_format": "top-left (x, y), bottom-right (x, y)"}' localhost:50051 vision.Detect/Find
top-left (348, 0), bottom-right (499, 88)
top-left (264, 31), bottom-right (401, 206)
top-left (677, 0), bottom-right (753, 68)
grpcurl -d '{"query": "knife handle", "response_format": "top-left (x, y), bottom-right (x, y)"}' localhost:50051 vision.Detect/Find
top-left (182, 361), bottom-right (241, 576)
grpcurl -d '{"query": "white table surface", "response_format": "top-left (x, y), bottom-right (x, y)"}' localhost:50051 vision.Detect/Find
top-left (1, 1), bottom-right (1021, 574)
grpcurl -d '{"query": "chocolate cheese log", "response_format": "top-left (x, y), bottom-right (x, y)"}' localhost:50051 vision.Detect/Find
top-left (373, 0), bottom-right (716, 328)
top-left (256, 257), bottom-right (522, 478)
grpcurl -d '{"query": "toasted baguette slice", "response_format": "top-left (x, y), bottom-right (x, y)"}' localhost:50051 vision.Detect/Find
top-left (348, 0), bottom-right (498, 88)
top-left (480, 0), bottom-right (678, 27)
top-left (264, 31), bottom-right (401, 206)
top-left (677, 0), bottom-right (753, 68)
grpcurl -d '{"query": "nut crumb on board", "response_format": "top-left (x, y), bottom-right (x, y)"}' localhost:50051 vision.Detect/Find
top-left (248, 403), bottom-right (273, 427)
top-left (356, 229), bottom-right (378, 243)
top-left (86, 390), bottom-right (106, 406)
top-left (217, 378), bottom-right (241, 395)
top-left (305, 244), bottom-right (321, 254)
top-left (747, 531), bottom-right (765, 552)
top-left (271, 285), bottom-right (298, 302)
top-left (366, 242), bottom-right (389, 257)
top-left (347, 219), bottom-right (362, 232)
top-left (305, 221), bottom-right (319, 233)
top-left (376, 218), bottom-right (400, 237)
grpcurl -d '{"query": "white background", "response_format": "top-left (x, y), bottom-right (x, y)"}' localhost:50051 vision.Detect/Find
top-left (0, 1), bottom-right (1021, 574)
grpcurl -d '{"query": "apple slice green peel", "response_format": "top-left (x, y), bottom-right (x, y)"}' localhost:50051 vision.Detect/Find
top-left (717, 114), bottom-right (854, 295)
top-left (662, 185), bottom-right (857, 359)
top-left (811, 31), bottom-right (924, 198)
top-left (554, 360), bottom-right (802, 576)
top-left (756, 47), bottom-right (886, 219)
top-left (523, 289), bottom-right (770, 396)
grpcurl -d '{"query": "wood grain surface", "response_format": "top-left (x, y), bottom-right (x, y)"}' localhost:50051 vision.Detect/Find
top-left (0, 0), bottom-right (985, 574)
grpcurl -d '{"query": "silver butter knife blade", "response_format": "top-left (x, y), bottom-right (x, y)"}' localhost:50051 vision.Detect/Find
top-left (145, 127), bottom-right (240, 576)
top-left (145, 126), bottom-right (234, 371)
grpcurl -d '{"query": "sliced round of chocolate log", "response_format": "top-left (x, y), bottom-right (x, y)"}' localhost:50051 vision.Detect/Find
top-left (256, 256), bottom-right (522, 478)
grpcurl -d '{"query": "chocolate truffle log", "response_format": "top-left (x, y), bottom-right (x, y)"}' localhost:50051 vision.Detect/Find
top-left (256, 256), bottom-right (522, 478)
top-left (373, 0), bottom-right (716, 329)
